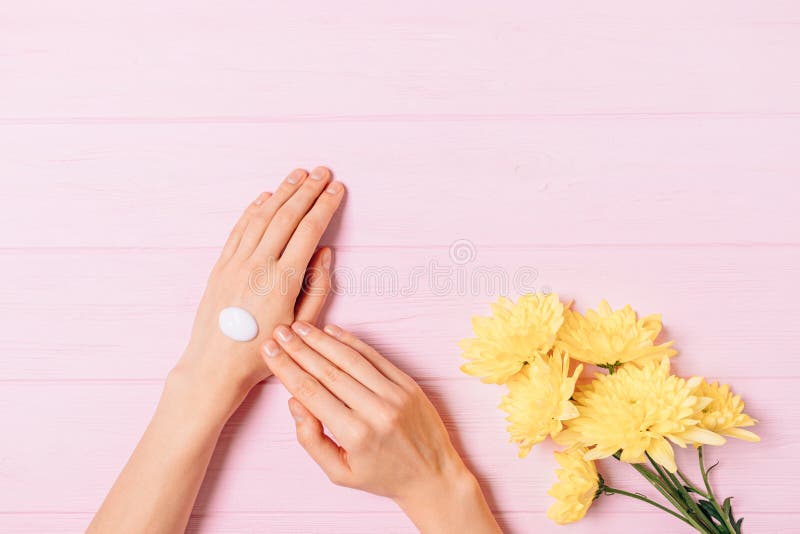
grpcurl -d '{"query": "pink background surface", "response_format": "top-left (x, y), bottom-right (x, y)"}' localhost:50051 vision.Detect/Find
top-left (1, 1), bottom-right (799, 532)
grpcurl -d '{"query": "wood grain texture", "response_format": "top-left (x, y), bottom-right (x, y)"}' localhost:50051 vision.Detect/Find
top-left (0, 378), bottom-right (790, 516)
top-left (3, 512), bottom-right (796, 534)
top-left (1, 246), bottom-right (798, 381)
top-left (1, 119), bottom-right (798, 248)
top-left (1, 1), bottom-right (798, 532)
top-left (2, 1), bottom-right (800, 118)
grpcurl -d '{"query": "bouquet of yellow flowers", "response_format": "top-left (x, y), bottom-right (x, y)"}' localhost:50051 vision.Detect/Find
top-left (460, 294), bottom-right (759, 533)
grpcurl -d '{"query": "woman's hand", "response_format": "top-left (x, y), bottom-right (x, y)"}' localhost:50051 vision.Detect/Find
top-left (89, 167), bottom-right (343, 534)
top-left (174, 166), bottom-right (344, 414)
top-left (262, 322), bottom-right (502, 534)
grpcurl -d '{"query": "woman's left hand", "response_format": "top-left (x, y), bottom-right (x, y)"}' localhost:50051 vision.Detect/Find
top-left (262, 322), bottom-right (502, 534)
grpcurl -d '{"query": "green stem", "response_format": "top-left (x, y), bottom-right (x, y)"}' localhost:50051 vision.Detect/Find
top-left (669, 469), bottom-right (719, 533)
top-left (642, 454), bottom-right (712, 531)
top-left (629, 463), bottom-right (712, 533)
top-left (603, 486), bottom-right (692, 525)
top-left (699, 446), bottom-right (737, 533)
top-left (613, 451), bottom-right (714, 533)
top-left (647, 455), bottom-right (684, 502)
top-left (677, 469), bottom-right (710, 499)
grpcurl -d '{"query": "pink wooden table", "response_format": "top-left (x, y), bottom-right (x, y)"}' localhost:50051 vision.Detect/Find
top-left (1, 2), bottom-right (799, 532)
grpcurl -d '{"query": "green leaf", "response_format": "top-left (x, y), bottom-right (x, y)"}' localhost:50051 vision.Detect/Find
top-left (723, 496), bottom-right (733, 515)
top-left (705, 460), bottom-right (720, 477)
top-left (599, 361), bottom-right (623, 374)
top-left (697, 499), bottom-right (723, 523)
top-left (735, 517), bottom-right (744, 534)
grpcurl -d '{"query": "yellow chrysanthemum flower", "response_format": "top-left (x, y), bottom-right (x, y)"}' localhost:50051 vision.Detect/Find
top-left (693, 380), bottom-right (760, 442)
top-left (547, 447), bottom-right (600, 525)
top-left (561, 358), bottom-right (725, 472)
top-left (556, 300), bottom-right (676, 370)
top-left (499, 353), bottom-right (582, 457)
top-left (460, 293), bottom-right (564, 384)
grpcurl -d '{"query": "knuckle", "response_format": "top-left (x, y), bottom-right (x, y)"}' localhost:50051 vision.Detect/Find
top-left (287, 335), bottom-right (309, 353)
top-left (294, 377), bottom-right (319, 400)
top-left (387, 386), bottom-right (412, 409)
top-left (271, 209), bottom-right (295, 229)
top-left (405, 380), bottom-right (424, 397)
top-left (231, 218), bottom-right (248, 234)
top-left (298, 217), bottom-right (323, 237)
top-left (233, 216), bottom-right (251, 234)
top-left (341, 351), bottom-right (362, 372)
top-left (338, 330), bottom-right (356, 345)
top-left (378, 406), bottom-right (402, 431)
top-left (349, 423), bottom-right (372, 447)
top-left (269, 353), bottom-right (291, 372)
top-left (396, 373), bottom-right (419, 392)
top-left (320, 364), bottom-right (340, 385)
top-left (247, 201), bottom-right (267, 216)
top-left (244, 255), bottom-right (265, 271)
top-left (275, 181), bottom-right (295, 196)
top-left (295, 426), bottom-right (312, 446)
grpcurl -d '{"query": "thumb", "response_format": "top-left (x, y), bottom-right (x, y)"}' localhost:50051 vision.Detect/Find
top-left (287, 397), bottom-right (351, 486)
top-left (294, 247), bottom-right (332, 325)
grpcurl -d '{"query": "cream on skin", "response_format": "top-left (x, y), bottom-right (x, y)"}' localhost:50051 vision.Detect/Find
top-left (218, 306), bottom-right (259, 341)
top-left (88, 167), bottom-right (501, 534)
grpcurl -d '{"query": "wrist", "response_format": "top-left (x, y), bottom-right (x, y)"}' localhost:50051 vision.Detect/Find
top-left (165, 359), bottom-right (251, 428)
top-left (395, 455), bottom-right (486, 533)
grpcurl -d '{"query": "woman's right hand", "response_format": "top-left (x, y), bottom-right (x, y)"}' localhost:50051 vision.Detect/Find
top-left (173, 166), bottom-right (344, 419)
top-left (262, 321), bottom-right (502, 534)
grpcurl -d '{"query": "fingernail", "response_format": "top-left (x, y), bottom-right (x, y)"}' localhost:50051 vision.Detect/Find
top-left (275, 325), bottom-right (294, 342)
top-left (310, 167), bottom-right (328, 181)
top-left (287, 169), bottom-right (305, 184)
top-left (325, 181), bottom-right (341, 194)
top-left (254, 192), bottom-right (269, 206)
top-left (321, 248), bottom-right (332, 270)
top-left (263, 339), bottom-right (280, 358)
top-left (292, 321), bottom-right (311, 336)
top-left (324, 324), bottom-right (343, 338)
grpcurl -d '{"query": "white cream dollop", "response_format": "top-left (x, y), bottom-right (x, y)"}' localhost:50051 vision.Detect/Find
top-left (218, 306), bottom-right (259, 342)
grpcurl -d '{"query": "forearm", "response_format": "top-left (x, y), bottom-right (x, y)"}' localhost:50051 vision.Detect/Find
top-left (396, 460), bottom-right (502, 534)
top-left (88, 365), bottom-right (246, 533)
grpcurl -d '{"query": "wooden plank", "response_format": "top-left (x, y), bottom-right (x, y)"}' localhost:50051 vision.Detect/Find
top-left (0, 377), bottom-right (784, 514)
top-left (0, 118), bottom-right (798, 248)
top-left (1, 245), bottom-right (797, 380)
top-left (0, 511), bottom-right (795, 534)
top-left (1, 1), bottom-right (799, 118)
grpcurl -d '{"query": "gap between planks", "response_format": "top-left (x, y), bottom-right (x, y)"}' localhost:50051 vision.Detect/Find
top-left (0, 242), bottom-right (799, 253)
top-left (2, 111), bottom-right (800, 126)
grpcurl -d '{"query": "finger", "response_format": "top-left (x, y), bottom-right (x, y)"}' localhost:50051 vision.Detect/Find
top-left (288, 397), bottom-right (351, 486)
top-left (323, 324), bottom-right (415, 388)
top-left (235, 168), bottom-right (308, 258)
top-left (253, 166), bottom-right (332, 260)
top-left (279, 180), bottom-right (345, 270)
top-left (262, 339), bottom-right (357, 439)
top-left (291, 320), bottom-right (396, 396)
top-left (275, 325), bottom-right (382, 413)
top-left (219, 191), bottom-right (272, 262)
top-left (294, 247), bottom-right (332, 325)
